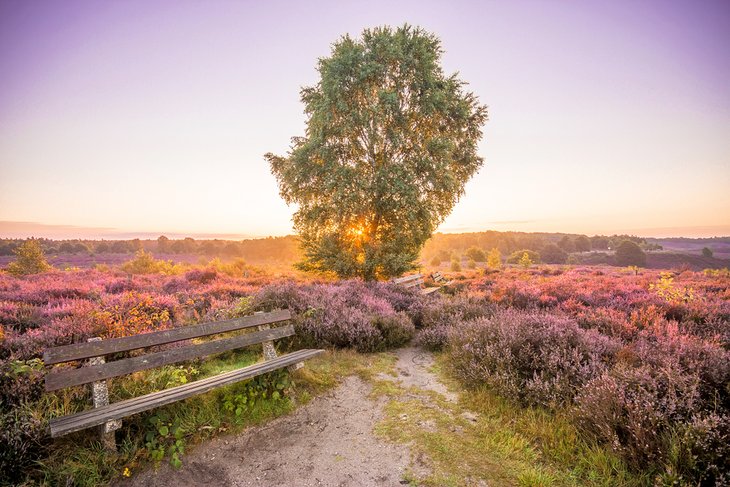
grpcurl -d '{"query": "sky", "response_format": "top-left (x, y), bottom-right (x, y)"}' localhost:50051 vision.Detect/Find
top-left (1, 0), bottom-right (729, 240)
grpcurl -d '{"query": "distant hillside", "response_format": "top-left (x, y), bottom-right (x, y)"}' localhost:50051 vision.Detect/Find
top-left (2, 232), bottom-right (728, 271)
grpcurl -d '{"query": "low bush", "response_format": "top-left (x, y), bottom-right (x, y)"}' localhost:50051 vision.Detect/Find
top-left (252, 280), bottom-right (417, 352)
top-left (448, 309), bottom-right (619, 407)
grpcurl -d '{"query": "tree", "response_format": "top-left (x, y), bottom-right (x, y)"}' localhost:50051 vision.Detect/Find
top-left (574, 235), bottom-right (591, 252)
top-left (157, 235), bottom-right (170, 253)
top-left (430, 255), bottom-right (442, 267)
top-left (6, 239), bottom-right (52, 276)
top-left (507, 249), bottom-right (541, 265)
top-left (450, 258), bottom-right (462, 272)
top-left (557, 235), bottom-right (575, 252)
top-left (465, 246), bottom-right (486, 262)
top-left (615, 240), bottom-right (646, 267)
top-left (518, 251), bottom-right (533, 268)
top-left (266, 25), bottom-right (488, 280)
top-left (702, 247), bottom-right (713, 258)
top-left (486, 248), bottom-right (502, 269)
top-left (540, 243), bottom-right (568, 264)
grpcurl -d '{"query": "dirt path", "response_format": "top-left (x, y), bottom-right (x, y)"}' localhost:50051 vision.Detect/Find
top-left (120, 347), bottom-right (452, 487)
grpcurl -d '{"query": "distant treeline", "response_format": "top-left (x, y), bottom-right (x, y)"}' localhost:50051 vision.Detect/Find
top-left (420, 231), bottom-right (660, 260)
top-left (0, 235), bottom-right (301, 263)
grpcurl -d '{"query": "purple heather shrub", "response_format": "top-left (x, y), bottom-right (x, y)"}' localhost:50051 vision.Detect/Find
top-left (415, 294), bottom-right (495, 350)
top-left (252, 280), bottom-right (415, 352)
top-left (448, 309), bottom-right (620, 407)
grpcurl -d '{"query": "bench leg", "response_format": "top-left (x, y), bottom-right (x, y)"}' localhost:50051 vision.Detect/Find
top-left (87, 338), bottom-right (121, 452)
top-left (287, 362), bottom-right (304, 373)
top-left (255, 313), bottom-right (279, 361)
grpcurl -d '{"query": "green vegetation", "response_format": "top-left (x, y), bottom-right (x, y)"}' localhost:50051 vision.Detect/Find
top-left (614, 240), bottom-right (646, 267)
top-left (5, 239), bottom-right (52, 276)
top-left (10, 350), bottom-right (392, 486)
top-left (371, 354), bottom-right (643, 486)
top-left (486, 248), bottom-right (502, 269)
top-left (265, 25), bottom-right (488, 280)
top-left (506, 249), bottom-right (540, 266)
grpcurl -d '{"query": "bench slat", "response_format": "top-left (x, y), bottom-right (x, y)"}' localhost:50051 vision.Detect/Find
top-left (49, 348), bottom-right (323, 437)
top-left (392, 274), bottom-right (422, 284)
top-left (45, 324), bottom-right (296, 391)
top-left (43, 309), bottom-right (292, 365)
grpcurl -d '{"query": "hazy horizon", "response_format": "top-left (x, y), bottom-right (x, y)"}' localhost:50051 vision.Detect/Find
top-left (1, 220), bottom-right (728, 241)
top-left (1, 0), bottom-right (729, 238)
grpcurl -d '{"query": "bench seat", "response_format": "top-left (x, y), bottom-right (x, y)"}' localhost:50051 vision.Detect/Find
top-left (50, 348), bottom-right (323, 437)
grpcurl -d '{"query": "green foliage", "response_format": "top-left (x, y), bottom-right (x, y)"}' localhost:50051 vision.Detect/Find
top-left (614, 240), bottom-right (646, 267)
top-left (145, 411), bottom-right (187, 468)
top-left (466, 258), bottom-right (476, 269)
top-left (222, 371), bottom-right (291, 421)
top-left (121, 249), bottom-right (182, 275)
top-left (429, 255), bottom-right (442, 266)
top-left (486, 248), bottom-right (502, 269)
top-left (519, 252), bottom-right (533, 268)
top-left (540, 243), bottom-right (568, 264)
top-left (5, 239), bottom-right (52, 276)
top-left (266, 25), bottom-right (488, 280)
top-left (450, 258), bottom-right (462, 272)
top-left (507, 249), bottom-right (541, 265)
top-left (573, 235), bottom-right (591, 252)
top-left (649, 271), bottom-right (695, 303)
top-left (465, 246), bottom-right (486, 262)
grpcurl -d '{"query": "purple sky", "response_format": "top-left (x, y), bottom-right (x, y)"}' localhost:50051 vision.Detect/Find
top-left (0, 0), bottom-right (729, 239)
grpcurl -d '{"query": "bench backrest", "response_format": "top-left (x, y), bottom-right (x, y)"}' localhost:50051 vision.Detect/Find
top-left (431, 272), bottom-right (447, 284)
top-left (44, 310), bottom-right (292, 392)
top-left (392, 273), bottom-right (424, 289)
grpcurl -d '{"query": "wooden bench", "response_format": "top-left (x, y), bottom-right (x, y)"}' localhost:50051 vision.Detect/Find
top-left (43, 309), bottom-right (322, 448)
top-left (392, 273), bottom-right (440, 295)
top-left (431, 271), bottom-right (454, 287)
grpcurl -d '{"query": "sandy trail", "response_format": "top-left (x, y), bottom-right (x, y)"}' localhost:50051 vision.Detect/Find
top-left (119, 347), bottom-right (450, 487)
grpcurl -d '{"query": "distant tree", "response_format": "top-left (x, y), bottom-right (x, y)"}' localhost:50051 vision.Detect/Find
top-left (615, 240), bottom-right (646, 267)
top-left (465, 246), bottom-right (487, 262)
top-left (95, 241), bottom-right (110, 253)
top-left (430, 255), bottom-right (442, 267)
top-left (450, 258), bottom-right (462, 272)
top-left (72, 242), bottom-right (89, 254)
top-left (591, 236), bottom-right (609, 250)
top-left (702, 247), bottom-right (713, 258)
top-left (507, 249), bottom-right (540, 265)
top-left (111, 240), bottom-right (132, 253)
top-left (223, 242), bottom-right (242, 257)
top-left (157, 235), bottom-right (170, 253)
top-left (541, 243), bottom-right (568, 264)
top-left (265, 25), bottom-right (488, 280)
top-left (518, 251), bottom-right (533, 268)
top-left (487, 248), bottom-right (502, 269)
top-left (557, 235), bottom-right (575, 252)
top-left (466, 258), bottom-right (476, 269)
top-left (6, 239), bottom-right (52, 276)
top-left (59, 242), bottom-right (74, 253)
top-left (574, 235), bottom-right (591, 252)
top-left (181, 237), bottom-right (197, 254)
top-left (170, 240), bottom-right (186, 254)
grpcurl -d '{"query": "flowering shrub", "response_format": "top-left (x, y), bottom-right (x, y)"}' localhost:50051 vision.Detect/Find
top-left (252, 280), bottom-right (416, 352)
top-left (448, 309), bottom-right (620, 406)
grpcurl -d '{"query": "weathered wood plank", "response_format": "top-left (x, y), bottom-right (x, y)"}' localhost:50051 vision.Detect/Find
top-left (45, 325), bottom-right (296, 391)
top-left (49, 348), bottom-right (323, 437)
top-left (392, 274), bottom-right (423, 284)
top-left (43, 309), bottom-right (291, 365)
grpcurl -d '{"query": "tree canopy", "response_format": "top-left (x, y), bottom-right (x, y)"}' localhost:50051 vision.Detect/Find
top-left (266, 25), bottom-right (487, 280)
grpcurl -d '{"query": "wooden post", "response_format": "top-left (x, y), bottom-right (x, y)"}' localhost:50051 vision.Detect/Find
top-left (254, 311), bottom-right (303, 371)
top-left (86, 337), bottom-right (121, 451)
top-left (254, 312), bottom-right (278, 361)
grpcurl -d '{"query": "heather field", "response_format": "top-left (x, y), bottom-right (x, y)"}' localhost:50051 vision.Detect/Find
top-left (1, 256), bottom-right (728, 485)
